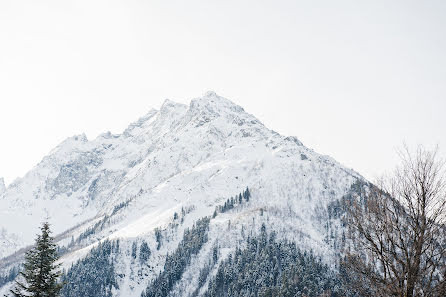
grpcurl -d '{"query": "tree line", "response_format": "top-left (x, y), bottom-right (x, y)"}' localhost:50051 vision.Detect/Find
top-left (4, 145), bottom-right (446, 297)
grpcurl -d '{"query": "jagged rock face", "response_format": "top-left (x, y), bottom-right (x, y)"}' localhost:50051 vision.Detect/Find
top-left (0, 92), bottom-right (362, 296)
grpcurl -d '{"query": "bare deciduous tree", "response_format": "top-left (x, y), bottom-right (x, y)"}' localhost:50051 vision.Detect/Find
top-left (342, 146), bottom-right (446, 297)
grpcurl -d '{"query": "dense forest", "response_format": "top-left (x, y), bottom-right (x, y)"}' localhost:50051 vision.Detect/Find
top-left (204, 224), bottom-right (349, 297)
top-left (142, 217), bottom-right (211, 297)
top-left (60, 240), bottom-right (120, 297)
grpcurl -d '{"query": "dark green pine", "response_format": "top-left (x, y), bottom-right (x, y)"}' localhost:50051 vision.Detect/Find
top-left (9, 222), bottom-right (63, 297)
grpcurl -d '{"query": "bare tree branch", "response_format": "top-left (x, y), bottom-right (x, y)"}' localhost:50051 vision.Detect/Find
top-left (342, 145), bottom-right (446, 297)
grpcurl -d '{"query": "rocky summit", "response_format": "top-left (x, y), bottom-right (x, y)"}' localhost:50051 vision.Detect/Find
top-left (0, 92), bottom-right (363, 296)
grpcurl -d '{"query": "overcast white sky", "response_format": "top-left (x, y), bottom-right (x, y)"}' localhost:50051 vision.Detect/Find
top-left (0, 0), bottom-right (445, 186)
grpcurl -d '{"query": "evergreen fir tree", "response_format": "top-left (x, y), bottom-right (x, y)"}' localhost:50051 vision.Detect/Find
top-left (9, 222), bottom-right (63, 297)
top-left (243, 187), bottom-right (250, 202)
top-left (131, 242), bottom-right (138, 259)
top-left (139, 240), bottom-right (151, 264)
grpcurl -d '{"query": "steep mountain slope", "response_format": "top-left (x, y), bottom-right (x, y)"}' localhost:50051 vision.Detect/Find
top-left (0, 92), bottom-right (363, 296)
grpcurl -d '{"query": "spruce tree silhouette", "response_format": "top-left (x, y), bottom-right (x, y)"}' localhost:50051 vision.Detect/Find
top-left (8, 222), bottom-right (63, 297)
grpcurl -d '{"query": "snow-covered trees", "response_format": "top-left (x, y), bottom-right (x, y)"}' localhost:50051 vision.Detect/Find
top-left (204, 224), bottom-right (347, 297)
top-left (60, 240), bottom-right (119, 297)
top-left (154, 229), bottom-right (162, 251)
top-left (142, 217), bottom-right (210, 297)
top-left (131, 241), bottom-right (138, 259)
top-left (216, 187), bottom-right (251, 214)
top-left (9, 222), bottom-right (63, 297)
top-left (0, 267), bottom-right (18, 288)
top-left (139, 241), bottom-right (151, 264)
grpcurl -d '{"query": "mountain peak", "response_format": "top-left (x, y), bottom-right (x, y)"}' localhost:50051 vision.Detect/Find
top-left (160, 99), bottom-right (187, 114)
top-left (161, 98), bottom-right (179, 108)
top-left (189, 92), bottom-right (245, 115)
top-left (198, 91), bottom-right (236, 106)
top-left (203, 90), bottom-right (218, 98)
top-left (0, 91), bottom-right (362, 294)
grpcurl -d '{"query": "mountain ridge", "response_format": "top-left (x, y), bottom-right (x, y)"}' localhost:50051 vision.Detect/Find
top-left (0, 92), bottom-right (363, 296)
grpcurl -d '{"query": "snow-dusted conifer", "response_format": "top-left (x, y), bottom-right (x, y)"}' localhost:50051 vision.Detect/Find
top-left (9, 222), bottom-right (62, 297)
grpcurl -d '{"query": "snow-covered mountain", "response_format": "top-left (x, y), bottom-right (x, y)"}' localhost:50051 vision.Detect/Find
top-left (0, 92), bottom-right (363, 296)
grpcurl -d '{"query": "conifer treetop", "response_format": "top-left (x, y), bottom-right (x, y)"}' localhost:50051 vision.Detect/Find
top-left (8, 222), bottom-right (63, 297)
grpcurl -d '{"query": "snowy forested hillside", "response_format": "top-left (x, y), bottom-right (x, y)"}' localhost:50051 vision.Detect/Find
top-left (0, 92), bottom-right (364, 296)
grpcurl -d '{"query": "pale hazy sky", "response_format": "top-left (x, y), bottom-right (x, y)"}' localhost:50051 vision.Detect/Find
top-left (0, 0), bottom-right (445, 185)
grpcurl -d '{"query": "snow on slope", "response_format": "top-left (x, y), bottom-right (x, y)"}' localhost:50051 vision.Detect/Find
top-left (0, 178), bottom-right (5, 195)
top-left (0, 91), bottom-right (363, 296)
